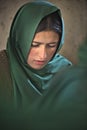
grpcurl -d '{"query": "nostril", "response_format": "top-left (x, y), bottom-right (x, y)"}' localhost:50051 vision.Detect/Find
top-left (40, 51), bottom-right (47, 59)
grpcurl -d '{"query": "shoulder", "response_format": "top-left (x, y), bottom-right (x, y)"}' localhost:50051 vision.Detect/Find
top-left (0, 50), bottom-right (9, 64)
top-left (0, 50), bottom-right (13, 99)
top-left (56, 54), bottom-right (72, 65)
top-left (0, 50), bottom-right (10, 73)
top-left (0, 50), bottom-right (8, 65)
top-left (0, 49), bottom-right (12, 79)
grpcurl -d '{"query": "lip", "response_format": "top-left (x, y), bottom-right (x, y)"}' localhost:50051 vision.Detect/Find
top-left (34, 60), bottom-right (46, 65)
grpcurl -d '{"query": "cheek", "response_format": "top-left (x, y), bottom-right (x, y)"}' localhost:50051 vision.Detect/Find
top-left (29, 50), bottom-right (35, 57)
top-left (27, 49), bottom-right (37, 61)
top-left (48, 48), bottom-right (57, 56)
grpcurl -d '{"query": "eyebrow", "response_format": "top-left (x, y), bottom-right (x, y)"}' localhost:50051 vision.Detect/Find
top-left (33, 41), bottom-right (58, 44)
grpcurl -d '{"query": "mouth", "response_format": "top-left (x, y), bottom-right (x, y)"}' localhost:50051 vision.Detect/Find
top-left (34, 60), bottom-right (46, 65)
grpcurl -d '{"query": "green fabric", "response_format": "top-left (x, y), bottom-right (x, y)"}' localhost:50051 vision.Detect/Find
top-left (0, 1), bottom-right (86, 128)
top-left (1, 2), bottom-right (87, 129)
top-left (6, 1), bottom-right (71, 107)
top-left (26, 38), bottom-right (87, 130)
top-left (78, 39), bottom-right (87, 66)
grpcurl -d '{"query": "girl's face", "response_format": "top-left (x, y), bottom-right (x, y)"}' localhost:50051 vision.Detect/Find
top-left (27, 31), bottom-right (60, 70)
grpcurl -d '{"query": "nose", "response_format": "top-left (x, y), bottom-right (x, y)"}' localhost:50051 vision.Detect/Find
top-left (39, 46), bottom-right (47, 59)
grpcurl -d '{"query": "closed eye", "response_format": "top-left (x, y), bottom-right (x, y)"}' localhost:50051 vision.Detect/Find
top-left (47, 43), bottom-right (58, 48)
top-left (31, 41), bottom-right (58, 48)
top-left (31, 42), bottom-right (40, 47)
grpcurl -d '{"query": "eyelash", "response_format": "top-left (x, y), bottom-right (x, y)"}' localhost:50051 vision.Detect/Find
top-left (31, 44), bottom-right (57, 48)
top-left (31, 44), bottom-right (39, 47)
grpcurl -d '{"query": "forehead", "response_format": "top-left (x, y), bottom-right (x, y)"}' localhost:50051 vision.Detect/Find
top-left (33, 31), bottom-right (60, 43)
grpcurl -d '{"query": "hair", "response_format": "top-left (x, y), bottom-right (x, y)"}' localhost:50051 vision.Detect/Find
top-left (34, 11), bottom-right (62, 58)
top-left (35, 11), bottom-right (62, 37)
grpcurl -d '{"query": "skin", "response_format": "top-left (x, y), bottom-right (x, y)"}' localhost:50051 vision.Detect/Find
top-left (27, 31), bottom-right (60, 70)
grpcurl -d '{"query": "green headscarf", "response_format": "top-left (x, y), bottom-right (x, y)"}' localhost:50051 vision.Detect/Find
top-left (27, 38), bottom-right (87, 130)
top-left (6, 1), bottom-right (71, 107)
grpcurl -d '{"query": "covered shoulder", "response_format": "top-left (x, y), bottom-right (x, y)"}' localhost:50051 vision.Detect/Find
top-left (49, 54), bottom-right (72, 73)
top-left (0, 50), bottom-right (13, 101)
top-left (0, 50), bottom-right (11, 76)
top-left (56, 54), bottom-right (72, 65)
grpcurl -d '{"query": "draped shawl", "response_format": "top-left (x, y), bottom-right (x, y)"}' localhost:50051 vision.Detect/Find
top-left (6, 1), bottom-right (71, 106)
